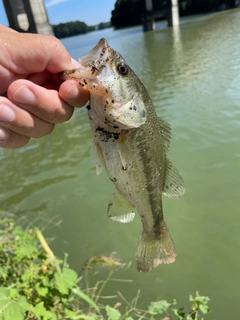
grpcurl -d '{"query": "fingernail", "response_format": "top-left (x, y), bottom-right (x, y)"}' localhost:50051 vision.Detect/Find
top-left (0, 104), bottom-right (15, 122)
top-left (0, 127), bottom-right (9, 141)
top-left (71, 58), bottom-right (80, 68)
top-left (13, 85), bottom-right (35, 105)
top-left (66, 83), bottom-right (79, 100)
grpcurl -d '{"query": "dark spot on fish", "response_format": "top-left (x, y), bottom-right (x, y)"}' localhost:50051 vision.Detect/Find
top-left (113, 125), bottom-right (119, 129)
top-left (86, 105), bottom-right (91, 110)
top-left (129, 107), bottom-right (132, 110)
top-left (91, 65), bottom-right (99, 74)
top-left (110, 177), bottom-right (117, 182)
top-left (105, 89), bottom-right (108, 93)
top-left (133, 105), bottom-right (137, 111)
top-left (84, 79), bottom-right (87, 85)
top-left (112, 100), bottom-right (114, 103)
top-left (106, 100), bottom-right (108, 104)
top-left (95, 127), bottom-right (120, 142)
top-left (122, 166), bottom-right (127, 171)
top-left (81, 84), bottom-right (85, 87)
top-left (141, 110), bottom-right (146, 117)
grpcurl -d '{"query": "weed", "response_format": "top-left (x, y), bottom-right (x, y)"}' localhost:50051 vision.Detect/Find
top-left (0, 216), bottom-right (210, 320)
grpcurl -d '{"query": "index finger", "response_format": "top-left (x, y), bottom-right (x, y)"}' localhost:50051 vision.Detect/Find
top-left (0, 27), bottom-right (74, 75)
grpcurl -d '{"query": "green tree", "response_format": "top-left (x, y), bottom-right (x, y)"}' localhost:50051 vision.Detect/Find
top-left (110, 0), bottom-right (237, 29)
top-left (111, 0), bottom-right (145, 29)
top-left (53, 20), bottom-right (88, 39)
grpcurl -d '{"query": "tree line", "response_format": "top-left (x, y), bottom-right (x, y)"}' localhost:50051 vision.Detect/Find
top-left (111, 0), bottom-right (239, 29)
top-left (53, 21), bottom-right (111, 39)
top-left (52, 0), bottom-right (238, 38)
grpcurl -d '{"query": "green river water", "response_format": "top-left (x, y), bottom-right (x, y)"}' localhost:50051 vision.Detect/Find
top-left (1, 8), bottom-right (240, 319)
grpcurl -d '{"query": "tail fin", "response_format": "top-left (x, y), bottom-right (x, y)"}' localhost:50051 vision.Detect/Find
top-left (135, 221), bottom-right (176, 272)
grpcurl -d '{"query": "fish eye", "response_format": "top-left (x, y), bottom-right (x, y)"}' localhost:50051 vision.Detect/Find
top-left (117, 62), bottom-right (128, 75)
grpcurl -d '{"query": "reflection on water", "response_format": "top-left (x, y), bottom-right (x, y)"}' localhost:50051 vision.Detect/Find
top-left (1, 8), bottom-right (240, 319)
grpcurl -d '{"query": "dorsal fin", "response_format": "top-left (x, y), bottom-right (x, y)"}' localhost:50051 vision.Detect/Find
top-left (157, 118), bottom-right (172, 153)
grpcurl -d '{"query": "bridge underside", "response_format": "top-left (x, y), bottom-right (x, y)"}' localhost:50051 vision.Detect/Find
top-left (3, 0), bottom-right (53, 35)
top-left (143, 0), bottom-right (179, 31)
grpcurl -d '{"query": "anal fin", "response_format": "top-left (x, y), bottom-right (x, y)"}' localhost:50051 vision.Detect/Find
top-left (163, 159), bottom-right (185, 199)
top-left (108, 189), bottom-right (135, 223)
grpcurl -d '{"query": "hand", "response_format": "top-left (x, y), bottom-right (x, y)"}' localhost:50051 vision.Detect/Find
top-left (0, 25), bottom-right (89, 149)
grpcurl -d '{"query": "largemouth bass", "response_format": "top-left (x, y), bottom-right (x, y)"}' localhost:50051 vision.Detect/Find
top-left (60, 38), bottom-right (185, 272)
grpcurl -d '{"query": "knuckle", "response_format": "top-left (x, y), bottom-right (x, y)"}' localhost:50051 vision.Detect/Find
top-left (48, 103), bottom-right (72, 124)
top-left (48, 105), bottom-right (64, 123)
top-left (34, 124), bottom-right (55, 138)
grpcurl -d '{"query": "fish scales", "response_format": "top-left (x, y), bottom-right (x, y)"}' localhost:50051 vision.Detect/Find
top-left (60, 38), bottom-right (185, 272)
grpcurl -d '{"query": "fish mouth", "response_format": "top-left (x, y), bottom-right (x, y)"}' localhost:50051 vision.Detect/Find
top-left (80, 38), bottom-right (109, 68)
top-left (59, 38), bottom-right (110, 82)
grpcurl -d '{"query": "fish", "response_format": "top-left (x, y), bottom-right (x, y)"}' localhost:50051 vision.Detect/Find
top-left (60, 38), bottom-right (185, 272)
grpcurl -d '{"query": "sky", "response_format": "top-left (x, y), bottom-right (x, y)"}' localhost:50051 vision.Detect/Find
top-left (0, 0), bottom-right (116, 26)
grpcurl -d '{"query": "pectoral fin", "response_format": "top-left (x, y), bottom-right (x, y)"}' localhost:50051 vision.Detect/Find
top-left (163, 159), bottom-right (185, 199)
top-left (117, 136), bottom-right (132, 171)
top-left (90, 140), bottom-right (104, 175)
top-left (108, 189), bottom-right (135, 223)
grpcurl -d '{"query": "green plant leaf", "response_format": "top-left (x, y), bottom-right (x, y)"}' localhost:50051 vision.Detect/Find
top-left (105, 305), bottom-right (121, 320)
top-left (148, 300), bottom-right (171, 315)
top-left (67, 315), bottom-right (97, 320)
top-left (199, 304), bottom-right (210, 314)
top-left (0, 288), bottom-right (32, 320)
top-left (35, 283), bottom-right (49, 296)
top-left (172, 308), bottom-right (184, 320)
top-left (64, 308), bottom-right (76, 317)
top-left (72, 288), bottom-right (99, 311)
top-left (13, 225), bottom-right (25, 237)
top-left (54, 267), bottom-right (78, 294)
top-left (14, 242), bottom-right (37, 261)
top-left (9, 288), bottom-right (19, 300)
top-left (31, 302), bottom-right (57, 320)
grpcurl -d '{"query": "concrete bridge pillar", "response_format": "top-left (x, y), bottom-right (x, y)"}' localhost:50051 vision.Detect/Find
top-left (143, 0), bottom-right (179, 31)
top-left (167, 0), bottom-right (180, 27)
top-left (2, 0), bottom-right (53, 35)
top-left (143, 0), bottom-right (155, 31)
